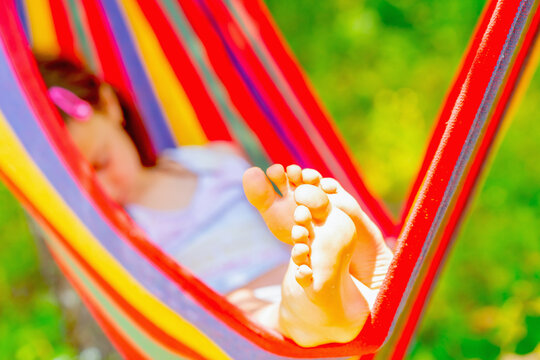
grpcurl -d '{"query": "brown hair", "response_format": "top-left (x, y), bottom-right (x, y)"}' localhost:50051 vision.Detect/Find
top-left (36, 56), bottom-right (105, 121)
top-left (35, 55), bottom-right (156, 165)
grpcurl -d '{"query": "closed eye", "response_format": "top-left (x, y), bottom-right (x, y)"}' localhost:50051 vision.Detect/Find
top-left (92, 156), bottom-right (109, 172)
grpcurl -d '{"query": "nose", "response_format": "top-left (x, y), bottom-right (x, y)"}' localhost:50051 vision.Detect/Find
top-left (95, 170), bottom-right (119, 201)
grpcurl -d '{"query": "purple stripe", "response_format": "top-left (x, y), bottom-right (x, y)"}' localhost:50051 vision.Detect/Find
top-left (194, 0), bottom-right (308, 166)
top-left (97, 0), bottom-right (176, 151)
top-left (14, 0), bottom-right (30, 41)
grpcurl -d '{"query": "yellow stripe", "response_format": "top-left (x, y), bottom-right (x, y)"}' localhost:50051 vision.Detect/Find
top-left (24, 0), bottom-right (60, 56)
top-left (118, 0), bottom-right (208, 146)
top-left (0, 114), bottom-right (231, 360)
top-left (44, 235), bottom-right (151, 358)
top-left (45, 230), bottom-right (187, 359)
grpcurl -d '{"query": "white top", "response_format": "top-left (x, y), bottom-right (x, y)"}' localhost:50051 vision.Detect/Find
top-left (126, 146), bottom-right (290, 293)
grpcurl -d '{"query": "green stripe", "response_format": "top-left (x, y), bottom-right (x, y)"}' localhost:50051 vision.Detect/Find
top-left (65, 0), bottom-right (98, 72)
top-left (223, 0), bottom-right (351, 184)
top-left (44, 235), bottom-right (186, 359)
top-left (158, 0), bottom-right (270, 168)
top-left (222, 0), bottom-right (304, 119)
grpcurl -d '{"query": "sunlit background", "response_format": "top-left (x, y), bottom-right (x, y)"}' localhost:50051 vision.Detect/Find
top-left (0, 0), bottom-right (539, 359)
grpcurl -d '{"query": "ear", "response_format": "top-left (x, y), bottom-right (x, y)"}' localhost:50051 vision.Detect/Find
top-left (99, 84), bottom-right (123, 126)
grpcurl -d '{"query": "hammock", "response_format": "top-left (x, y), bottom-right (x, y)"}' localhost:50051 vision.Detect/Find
top-left (0, 0), bottom-right (538, 358)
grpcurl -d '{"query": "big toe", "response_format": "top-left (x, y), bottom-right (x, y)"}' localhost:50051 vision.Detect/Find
top-left (243, 167), bottom-right (276, 211)
top-left (295, 184), bottom-right (330, 222)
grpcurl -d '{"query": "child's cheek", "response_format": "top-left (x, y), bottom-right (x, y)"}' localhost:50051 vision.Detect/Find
top-left (118, 161), bottom-right (137, 192)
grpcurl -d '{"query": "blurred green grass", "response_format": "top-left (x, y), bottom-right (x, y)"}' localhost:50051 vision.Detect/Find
top-left (0, 190), bottom-right (76, 358)
top-left (0, 0), bottom-right (539, 359)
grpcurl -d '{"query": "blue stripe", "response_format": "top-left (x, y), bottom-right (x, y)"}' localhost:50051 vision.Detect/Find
top-left (194, 0), bottom-right (308, 166)
top-left (97, 0), bottom-right (176, 151)
top-left (0, 41), bottom-right (347, 359)
top-left (14, 0), bottom-right (30, 42)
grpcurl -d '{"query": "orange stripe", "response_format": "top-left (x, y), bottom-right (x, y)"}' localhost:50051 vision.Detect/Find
top-left (0, 169), bottom-right (209, 359)
top-left (46, 237), bottom-right (150, 359)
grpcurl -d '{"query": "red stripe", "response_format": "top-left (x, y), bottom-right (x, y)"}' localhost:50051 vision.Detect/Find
top-left (399, 0), bottom-right (498, 226)
top-left (88, 300), bottom-right (148, 360)
top-left (0, 1), bottom-right (92, 175)
top-left (80, 0), bottom-right (127, 93)
top-left (0, 5), bottom-right (205, 358)
top-left (0, 170), bottom-right (207, 360)
top-left (49, 244), bottom-right (148, 360)
top-left (2, 0), bottom-right (158, 279)
top-left (49, 0), bottom-right (79, 62)
top-left (0, 0), bottom-right (145, 240)
top-left (360, 354), bottom-right (375, 360)
top-left (135, 0), bottom-right (232, 142)
top-left (176, 0), bottom-right (298, 165)
top-left (202, 0), bottom-right (332, 172)
top-left (213, 0), bottom-right (389, 206)
top-left (371, 0), bottom-right (525, 357)
top-left (388, 3), bottom-right (540, 359)
top-left (80, 0), bottom-right (157, 165)
top-left (385, 0), bottom-right (520, 336)
top-left (239, 0), bottom-right (396, 236)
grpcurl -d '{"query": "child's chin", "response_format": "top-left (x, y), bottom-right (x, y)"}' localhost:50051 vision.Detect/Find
top-left (109, 190), bottom-right (128, 205)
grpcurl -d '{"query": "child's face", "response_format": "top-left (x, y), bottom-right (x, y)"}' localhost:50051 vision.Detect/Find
top-left (66, 86), bottom-right (143, 205)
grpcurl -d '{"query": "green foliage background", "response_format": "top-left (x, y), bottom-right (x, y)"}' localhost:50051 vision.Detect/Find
top-left (0, 0), bottom-right (538, 359)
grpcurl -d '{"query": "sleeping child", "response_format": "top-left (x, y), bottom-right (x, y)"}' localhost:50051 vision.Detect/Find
top-left (37, 56), bottom-right (394, 347)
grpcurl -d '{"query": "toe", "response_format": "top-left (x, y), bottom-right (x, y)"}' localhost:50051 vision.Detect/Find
top-left (266, 164), bottom-right (288, 196)
top-left (286, 164), bottom-right (302, 186)
top-left (320, 178), bottom-right (338, 194)
top-left (295, 184), bottom-right (330, 222)
top-left (243, 167), bottom-right (277, 211)
top-left (294, 205), bottom-right (312, 225)
top-left (291, 243), bottom-right (310, 266)
top-left (301, 168), bottom-right (322, 185)
top-left (295, 265), bottom-right (313, 288)
top-left (292, 225), bottom-right (309, 243)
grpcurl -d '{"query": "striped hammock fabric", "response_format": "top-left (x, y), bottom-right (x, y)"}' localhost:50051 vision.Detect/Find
top-left (0, 0), bottom-right (538, 358)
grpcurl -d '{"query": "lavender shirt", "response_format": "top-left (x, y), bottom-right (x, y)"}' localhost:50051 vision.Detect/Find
top-left (126, 146), bottom-right (290, 293)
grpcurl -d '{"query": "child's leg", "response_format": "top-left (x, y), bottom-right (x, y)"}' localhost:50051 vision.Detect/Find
top-left (290, 166), bottom-right (393, 290)
top-left (276, 184), bottom-right (369, 347)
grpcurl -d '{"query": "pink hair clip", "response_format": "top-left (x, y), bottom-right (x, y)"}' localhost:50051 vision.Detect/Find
top-left (48, 86), bottom-right (93, 121)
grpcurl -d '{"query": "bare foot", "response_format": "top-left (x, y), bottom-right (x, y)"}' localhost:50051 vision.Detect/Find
top-left (293, 166), bottom-right (393, 289)
top-left (244, 164), bottom-right (393, 289)
top-left (243, 164), bottom-right (306, 244)
top-left (278, 184), bottom-right (369, 347)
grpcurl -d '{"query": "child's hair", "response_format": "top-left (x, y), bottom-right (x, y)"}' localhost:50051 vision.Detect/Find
top-left (36, 56), bottom-right (104, 122)
top-left (35, 55), bottom-right (156, 166)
